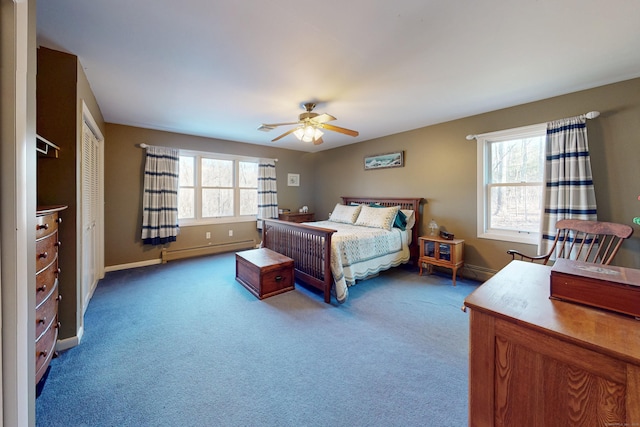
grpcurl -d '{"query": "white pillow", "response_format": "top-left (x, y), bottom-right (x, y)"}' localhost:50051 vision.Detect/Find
top-left (401, 209), bottom-right (416, 230)
top-left (329, 203), bottom-right (362, 224)
top-left (354, 205), bottom-right (400, 231)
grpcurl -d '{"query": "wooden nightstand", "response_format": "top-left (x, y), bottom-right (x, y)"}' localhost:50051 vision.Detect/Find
top-left (278, 212), bottom-right (315, 223)
top-left (419, 235), bottom-right (464, 285)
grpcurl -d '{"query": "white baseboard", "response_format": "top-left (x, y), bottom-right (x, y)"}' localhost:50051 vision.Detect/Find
top-left (105, 258), bottom-right (162, 272)
top-left (56, 325), bottom-right (83, 352)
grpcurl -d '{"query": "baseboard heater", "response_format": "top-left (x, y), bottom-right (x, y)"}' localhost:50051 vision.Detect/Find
top-left (462, 264), bottom-right (498, 282)
top-left (161, 240), bottom-right (256, 263)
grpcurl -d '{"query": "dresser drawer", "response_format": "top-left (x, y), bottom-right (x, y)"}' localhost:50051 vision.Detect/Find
top-left (36, 281), bottom-right (58, 341)
top-left (35, 320), bottom-right (58, 384)
top-left (36, 262), bottom-right (59, 307)
top-left (36, 231), bottom-right (58, 273)
top-left (36, 212), bottom-right (59, 240)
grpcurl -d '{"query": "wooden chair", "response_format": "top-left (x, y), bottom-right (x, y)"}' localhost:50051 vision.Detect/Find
top-left (507, 219), bottom-right (633, 265)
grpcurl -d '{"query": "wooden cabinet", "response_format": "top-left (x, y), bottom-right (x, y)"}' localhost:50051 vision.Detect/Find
top-left (418, 235), bottom-right (464, 285)
top-left (278, 212), bottom-right (315, 223)
top-left (463, 260), bottom-right (640, 427)
top-left (36, 205), bottom-right (67, 389)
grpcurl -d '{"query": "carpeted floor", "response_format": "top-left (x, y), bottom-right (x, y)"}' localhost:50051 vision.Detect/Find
top-left (36, 252), bottom-right (479, 427)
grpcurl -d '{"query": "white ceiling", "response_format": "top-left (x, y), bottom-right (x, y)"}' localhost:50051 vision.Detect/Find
top-left (36, 1), bottom-right (640, 153)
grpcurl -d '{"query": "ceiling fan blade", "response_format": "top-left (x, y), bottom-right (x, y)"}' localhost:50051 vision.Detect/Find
top-left (313, 136), bottom-right (324, 145)
top-left (313, 113), bottom-right (336, 124)
top-left (258, 122), bottom-right (299, 131)
top-left (319, 123), bottom-right (359, 137)
top-left (271, 127), bottom-right (299, 142)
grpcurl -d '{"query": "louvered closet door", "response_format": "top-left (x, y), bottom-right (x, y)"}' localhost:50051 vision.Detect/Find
top-left (81, 121), bottom-right (99, 314)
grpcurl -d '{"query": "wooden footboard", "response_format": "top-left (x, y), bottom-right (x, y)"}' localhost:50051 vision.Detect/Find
top-left (262, 219), bottom-right (336, 303)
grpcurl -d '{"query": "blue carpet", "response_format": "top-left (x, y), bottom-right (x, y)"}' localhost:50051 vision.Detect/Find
top-left (36, 252), bottom-right (478, 426)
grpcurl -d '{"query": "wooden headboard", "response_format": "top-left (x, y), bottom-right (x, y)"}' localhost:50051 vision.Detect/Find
top-left (341, 196), bottom-right (423, 264)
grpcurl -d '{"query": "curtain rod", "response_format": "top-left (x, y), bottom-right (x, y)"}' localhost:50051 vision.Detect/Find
top-left (465, 110), bottom-right (600, 141)
top-left (137, 143), bottom-right (278, 161)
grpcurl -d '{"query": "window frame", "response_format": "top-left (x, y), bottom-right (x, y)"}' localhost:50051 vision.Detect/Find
top-left (476, 123), bottom-right (546, 244)
top-left (178, 149), bottom-right (259, 227)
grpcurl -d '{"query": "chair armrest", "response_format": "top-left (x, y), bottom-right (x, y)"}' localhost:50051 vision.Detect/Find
top-left (506, 249), bottom-right (549, 263)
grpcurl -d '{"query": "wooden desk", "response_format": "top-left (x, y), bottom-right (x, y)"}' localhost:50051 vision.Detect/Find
top-left (464, 260), bottom-right (640, 427)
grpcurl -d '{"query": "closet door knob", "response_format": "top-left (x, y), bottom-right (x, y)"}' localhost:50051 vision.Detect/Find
top-left (38, 252), bottom-right (48, 259)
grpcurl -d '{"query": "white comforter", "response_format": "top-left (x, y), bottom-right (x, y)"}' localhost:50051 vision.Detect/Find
top-left (305, 220), bottom-right (410, 303)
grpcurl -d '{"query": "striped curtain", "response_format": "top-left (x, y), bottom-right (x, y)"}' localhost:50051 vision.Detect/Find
top-left (257, 159), bottom-right (278, 229)
top-left (141, 146), bottom-right (180, 245)
top-left (539, 116), bottom-right (597, 256)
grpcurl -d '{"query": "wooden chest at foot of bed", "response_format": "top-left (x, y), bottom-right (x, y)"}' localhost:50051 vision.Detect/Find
top-left (236, 248), bottom-right (294, 299)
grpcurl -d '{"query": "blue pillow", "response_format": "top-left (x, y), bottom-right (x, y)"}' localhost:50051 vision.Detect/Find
top-left (394, 209), bottom-right (408, 230)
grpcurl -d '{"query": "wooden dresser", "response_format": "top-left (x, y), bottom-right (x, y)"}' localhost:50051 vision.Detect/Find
top-left (278, 212), bottom-right (315, 223)
top-left (36, 205), bottom-right (67, 388)
top-left (463, 260), bottom-right (640, 426)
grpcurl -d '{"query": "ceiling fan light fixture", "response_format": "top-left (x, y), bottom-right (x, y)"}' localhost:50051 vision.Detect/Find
top-left (262, 102), bottom-right (357, 146)
top-left (294, 125), bottom-right (323, 142)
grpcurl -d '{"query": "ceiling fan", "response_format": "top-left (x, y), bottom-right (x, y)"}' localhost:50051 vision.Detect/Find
top-left (258, 102), bottom-right (359, 145)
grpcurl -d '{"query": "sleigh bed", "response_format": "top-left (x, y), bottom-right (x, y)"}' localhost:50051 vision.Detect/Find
top-left (262, 196), bottom-right (422, 304)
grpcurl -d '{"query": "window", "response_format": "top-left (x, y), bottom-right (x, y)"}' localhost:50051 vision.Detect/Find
top-left (178, 151), bottom-right (258, 225)
top-left (476, 124), bottom-right (546, 244)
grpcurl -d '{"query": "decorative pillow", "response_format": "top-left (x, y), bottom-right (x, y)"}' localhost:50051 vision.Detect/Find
top-left (394, 209), bottom-right (408, 230)
top-left (355, 205), bottom-right (400, 231)
top-left (401, 209), bottom-right (416, 230)
top-left (329, 203), bottom-right (362, 224)
top-left (370, 203), bottom-right (407, 230)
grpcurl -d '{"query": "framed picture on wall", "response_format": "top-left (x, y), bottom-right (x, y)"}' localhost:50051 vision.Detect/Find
top-left (288, 173), bottom-right (300, 186)
top-left (364, 151), bottom-right (404, 170)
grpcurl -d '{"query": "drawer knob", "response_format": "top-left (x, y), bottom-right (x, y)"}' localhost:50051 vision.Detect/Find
top-left (55, 241), bottom-right (61, 248)
top-left (57, 294), bottom-right (63, 302)
top-left (275, 275), bottom-right (282, 281)
top-left (37, 284), bottom-right (47, 293)
top-left (38, 251), bottom-right (48, 259)
top-left (38, 317), bottom-right (47, 325)
top-left (56, 217), bottom-right (63, 224)
top-left (56, 268), bottom-right (61, 275)
top-left (37, 223), bottom-right (49, 231)
top-left (56, 321), bottom-right (61, 329)
top-left (39, 350), bottom-right (48, 358)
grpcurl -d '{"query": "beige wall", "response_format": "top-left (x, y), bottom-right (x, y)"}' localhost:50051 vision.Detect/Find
top-left (104, 124), bottom-right (316, 266)
top-left (313, 78), bottom-right (640, 274)
top-left (104, 78), bottom-right (640, 274)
